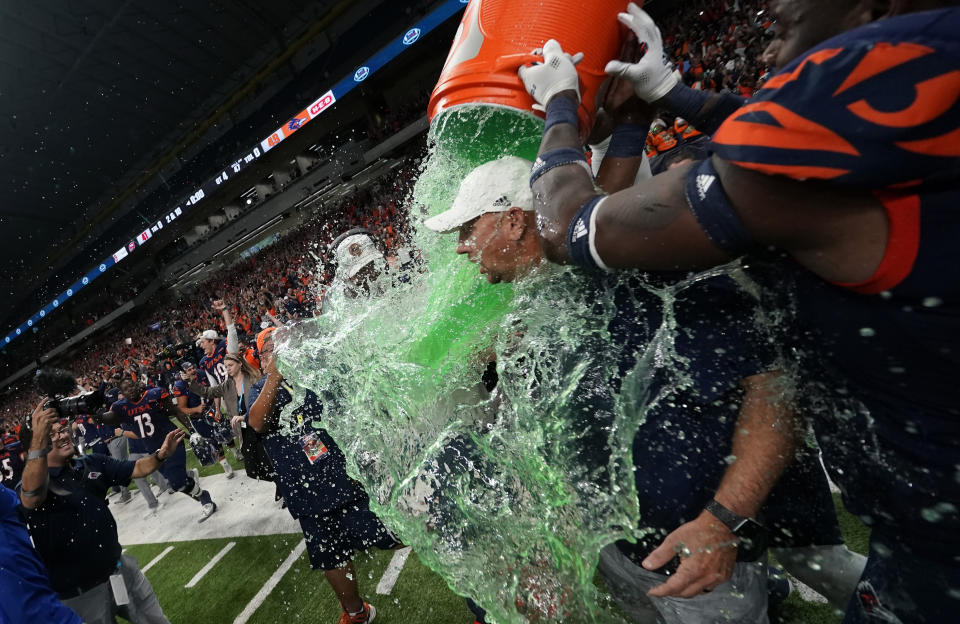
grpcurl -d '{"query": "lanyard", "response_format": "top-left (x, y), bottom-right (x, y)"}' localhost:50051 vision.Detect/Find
top-left (237, 379), bottom-right (246, 416)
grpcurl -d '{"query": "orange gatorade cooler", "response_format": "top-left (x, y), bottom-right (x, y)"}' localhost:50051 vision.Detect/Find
top-left (429, 0), bottom-right (629, 134)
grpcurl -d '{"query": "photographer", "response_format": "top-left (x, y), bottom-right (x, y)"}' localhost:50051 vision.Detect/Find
top-left (19, 398), bottom-right (181, 623)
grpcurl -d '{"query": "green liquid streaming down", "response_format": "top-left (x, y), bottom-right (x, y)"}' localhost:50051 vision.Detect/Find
top-left (274, 104), bottom-right (741, 622)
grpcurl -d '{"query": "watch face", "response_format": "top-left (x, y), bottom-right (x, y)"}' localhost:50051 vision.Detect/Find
top-left (735, 519), bottom-right (769, 561)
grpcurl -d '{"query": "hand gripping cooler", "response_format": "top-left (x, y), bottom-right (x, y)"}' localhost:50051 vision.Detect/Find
top-left (428, 0), bottom-right (628, 133)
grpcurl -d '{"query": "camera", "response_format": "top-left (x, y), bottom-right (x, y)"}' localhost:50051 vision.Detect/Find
top-left (34, 367), bottom-right (106, 420)
top-left (44, 392), bottom-right (105, 419)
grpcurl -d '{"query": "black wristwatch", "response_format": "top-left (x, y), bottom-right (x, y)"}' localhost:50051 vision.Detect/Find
top-left (705, 499), bottom-right (753, 532)
top-left (153, 449), bottom-right (168, 463)
top-left (704, 499), bottom-right (769, 560)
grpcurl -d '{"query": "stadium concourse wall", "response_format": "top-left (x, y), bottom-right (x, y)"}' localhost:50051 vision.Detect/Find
top-left (0, 115), bottom-right (429, 392)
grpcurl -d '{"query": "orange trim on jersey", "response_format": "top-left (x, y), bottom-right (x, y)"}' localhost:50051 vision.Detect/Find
top-left (896, 125), bottom-right (960, 157)
top-left (760, 48), bottom-right (844, 90)
top-left (833, 42), bottom-right (934, 95)
top-left (728, 160), bottom-right (850, 180)
top-left (713, 102), bottom-right (860, 156)
top-left (833, 192), bottom-right (921, 294)
top-left (848, 71), bottom-right (960, 128)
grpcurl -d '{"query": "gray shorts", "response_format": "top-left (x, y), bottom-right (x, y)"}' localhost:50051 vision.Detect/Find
top-left (597, 543), bottom-right (769, 624)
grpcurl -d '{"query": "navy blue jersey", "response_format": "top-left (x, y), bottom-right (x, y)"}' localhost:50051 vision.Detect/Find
top-left (711, 9), bottom-right (960, 552)
top-left (111, 387), bottom-right (177, 454)
top-left (172, 379), bottom-right (203, 409)
top-left (0, 487), bottom-right (82, 623)
top-left (248, 379), bottom-right (365, 517)
top-left (20, 454), bottom-right (135, 594)
top-left (103, 386), bottom-right (120, 406)
top-left (0, 433), bottom-right (24, 491)
top-left (75, 417), bottom-right (110, 455)
top-left (198, 340), bottom-right (228, 387)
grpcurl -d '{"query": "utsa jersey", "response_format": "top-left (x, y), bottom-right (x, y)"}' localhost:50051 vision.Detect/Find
top-left (111, 387), bottom-right (177, 454)
top-left (198, 340), bottom-right (228, 387)
top-left (710, 8), bottom-right (960, 551)
top-left (75, 416), bottom-right (111, 454)
top-left (172, 379), bottom-right (202, 410)
top-left (0, 433), bottom-right (24, 490)
top-left (172, 379), bottom-right (229, 449)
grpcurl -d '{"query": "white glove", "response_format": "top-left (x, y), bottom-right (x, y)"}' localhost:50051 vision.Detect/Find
top-left (518, 39), bottom-right (585, 111)
top-left (604, 3), bottom-right (679, 102)
top-left (189, 432), bottom-right (203, 447)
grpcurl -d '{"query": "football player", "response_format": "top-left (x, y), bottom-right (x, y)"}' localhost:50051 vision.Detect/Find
top-left (517, 2), bottom-right (960, 620)
top-left (104, 377), bottom-right (217, 522)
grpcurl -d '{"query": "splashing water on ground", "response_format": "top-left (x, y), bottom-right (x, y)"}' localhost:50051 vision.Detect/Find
top-left (273, 105), bottom-right (759, 622)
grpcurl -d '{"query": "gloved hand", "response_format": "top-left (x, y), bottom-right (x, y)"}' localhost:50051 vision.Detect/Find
top-left (189, 432), bottom-right (203, 448)
top-left (604, 3), bottom-right (679, 102)
top-left (518, 39), bottom-right (585, 111)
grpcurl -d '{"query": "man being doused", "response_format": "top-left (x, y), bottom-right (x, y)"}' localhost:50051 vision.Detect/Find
top-left (424, 156), bottom-right (863, 623)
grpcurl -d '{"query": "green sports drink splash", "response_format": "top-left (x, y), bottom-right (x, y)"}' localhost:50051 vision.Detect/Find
top-left (274, 92), bottom-right (789, 621)
top-left (270, 101), bottom-right (655, 622)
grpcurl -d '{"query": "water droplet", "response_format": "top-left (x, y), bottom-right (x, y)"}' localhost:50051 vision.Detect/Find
top-left (859, 327), bottom-right (875, 337)
top-left (922, 297), bottom-right (943, 308)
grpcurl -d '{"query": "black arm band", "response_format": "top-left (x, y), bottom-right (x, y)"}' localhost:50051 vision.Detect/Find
top-left (660, 82), bottom-right (746, 135)
top-left (567, 195), bottom-right (609, 272)
top-left (530, 147), bottom-right (592, 186)
top-left (606, 123), bottom-right (648, 158)
top-left (684, 158), bottom-right (755, 256)
top-left (544, 96), bottom-right (579, 133)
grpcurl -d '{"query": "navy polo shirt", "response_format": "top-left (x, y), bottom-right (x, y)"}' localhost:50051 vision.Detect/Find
top-left (608, 270), bottom-right (778, 561)
top-left (248, 379), bottom-right (365, 518)
top-left (20, 454), bottom-right (135, 595)
top-left (0, 487), bottom-right (81, 623)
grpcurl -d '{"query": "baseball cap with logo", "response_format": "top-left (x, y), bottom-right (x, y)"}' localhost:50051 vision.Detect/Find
top-left (194, 329), bottom-right (220, 346)
top-left (332, 229), bottom-right (383, 279)
top-left (423, 156), bottom-right (533, 234)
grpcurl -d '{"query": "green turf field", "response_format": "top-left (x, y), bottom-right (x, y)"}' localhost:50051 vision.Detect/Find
top-left (118, 474), bottom-right (868, 624)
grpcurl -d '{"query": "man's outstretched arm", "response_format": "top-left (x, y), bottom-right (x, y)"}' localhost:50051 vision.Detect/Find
top-left (527, 89), bottom-right (886, 283)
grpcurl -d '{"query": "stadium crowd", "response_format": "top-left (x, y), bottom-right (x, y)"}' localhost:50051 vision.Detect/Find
top-left (0, 161), bottom-right (419, 434)
top-left (4, 1), bottom-right (959, 624)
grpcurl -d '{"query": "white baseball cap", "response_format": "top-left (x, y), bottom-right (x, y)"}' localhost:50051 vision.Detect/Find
top-left (195, 329), bottom-right (219, 345)
top-left (334, 231), bottom-right (382, 279)
top-left (423, 156), bottom-right (533, 234)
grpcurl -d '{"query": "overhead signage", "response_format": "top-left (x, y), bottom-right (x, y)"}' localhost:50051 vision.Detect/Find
top-left (2, 0), bottom-right (467, 350)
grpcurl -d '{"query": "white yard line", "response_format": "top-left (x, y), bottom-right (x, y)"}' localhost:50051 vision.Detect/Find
top-left (376, 547), bottom-right (412, 595)
top-left (233, 539), bottom-right (307, 624)
top-left (142, 546), bottom-right (175, 573)
top-left (185, 542), bottom-right (236, 588)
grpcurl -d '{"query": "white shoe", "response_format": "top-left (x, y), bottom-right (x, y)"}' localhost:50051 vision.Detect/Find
top-left (198, 502), bottom-right (218, 523)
